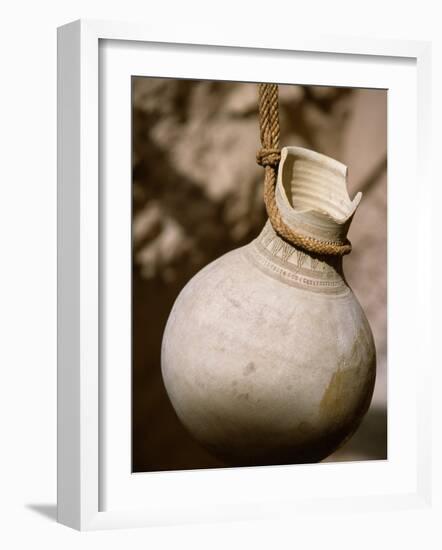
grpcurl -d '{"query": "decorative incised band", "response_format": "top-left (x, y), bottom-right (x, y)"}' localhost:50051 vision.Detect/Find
top-left (244, 226), bottom-right (349, 295)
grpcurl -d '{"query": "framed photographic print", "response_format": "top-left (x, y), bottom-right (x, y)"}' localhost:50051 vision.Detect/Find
top-left (57, 19), bottom-right (432, 530)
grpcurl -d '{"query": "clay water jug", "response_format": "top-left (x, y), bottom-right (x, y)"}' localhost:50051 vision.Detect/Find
top-left (161, 146), bottom-right (376, 466)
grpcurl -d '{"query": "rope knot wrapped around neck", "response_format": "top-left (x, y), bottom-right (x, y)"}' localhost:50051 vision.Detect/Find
top-left (256, 148), bottom-right (281, 168)
top-left (256, 82), bottom-right (352, 257)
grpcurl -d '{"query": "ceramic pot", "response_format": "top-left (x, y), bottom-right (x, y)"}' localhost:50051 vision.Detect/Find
top-left (161, 146), bottom-right (376, 465)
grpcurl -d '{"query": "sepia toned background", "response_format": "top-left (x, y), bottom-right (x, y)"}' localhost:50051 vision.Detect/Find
top-left (132, 78), bottom-right (387, 472)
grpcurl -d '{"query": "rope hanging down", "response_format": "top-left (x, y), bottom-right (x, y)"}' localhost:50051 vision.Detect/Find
top-left (256, 83), bottom-right (352, 256)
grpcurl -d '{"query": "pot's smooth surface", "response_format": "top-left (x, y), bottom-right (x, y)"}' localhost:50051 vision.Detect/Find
top-left (161, 147), bottom-right (376, 465)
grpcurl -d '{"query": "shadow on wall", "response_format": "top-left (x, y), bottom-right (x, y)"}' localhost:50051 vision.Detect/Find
top-left (25, 504), bottom-right (57, 522)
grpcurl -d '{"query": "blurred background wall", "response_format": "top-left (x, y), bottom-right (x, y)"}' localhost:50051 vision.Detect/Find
top-left (132, 78), bottom-right (387, 472)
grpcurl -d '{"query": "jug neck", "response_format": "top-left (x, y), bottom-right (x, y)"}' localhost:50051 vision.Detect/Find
top-left (245, 146), bottom-right (362, 294)
top-left (247, 221), bottom-right (348, 295)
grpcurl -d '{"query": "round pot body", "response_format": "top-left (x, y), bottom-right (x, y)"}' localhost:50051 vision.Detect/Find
top-left (161, 147), bottom-right (376, 465)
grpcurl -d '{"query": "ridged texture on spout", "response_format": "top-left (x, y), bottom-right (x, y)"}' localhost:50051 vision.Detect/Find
top-left (276, 147), bottom-right (362, 244)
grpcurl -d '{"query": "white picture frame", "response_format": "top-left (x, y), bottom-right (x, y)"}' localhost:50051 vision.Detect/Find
top-left (57, 18), bottom-right (432, 531)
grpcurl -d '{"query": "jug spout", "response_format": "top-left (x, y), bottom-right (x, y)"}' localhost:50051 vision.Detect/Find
top-left (275, 147), bottom-right (362, 245)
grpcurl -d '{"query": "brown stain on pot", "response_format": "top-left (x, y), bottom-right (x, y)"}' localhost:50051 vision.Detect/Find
top-left (319, 332), bottom-right (376, 428)
top-left (319, 365), bottom-right (352, 421)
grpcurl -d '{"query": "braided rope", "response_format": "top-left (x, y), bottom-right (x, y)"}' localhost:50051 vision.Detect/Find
top-left (256, 83), bottom-right (352, 256)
